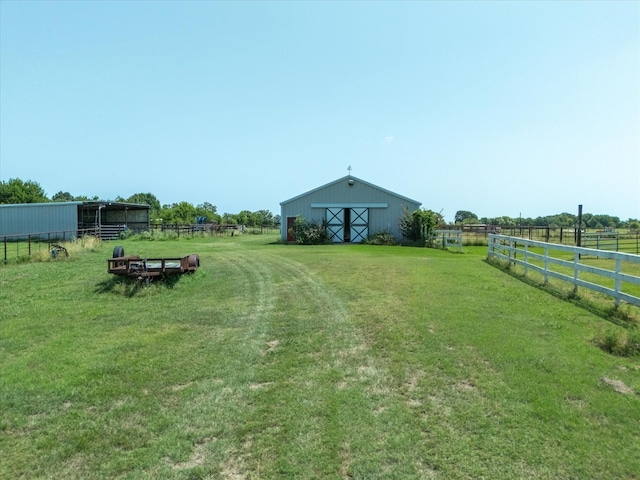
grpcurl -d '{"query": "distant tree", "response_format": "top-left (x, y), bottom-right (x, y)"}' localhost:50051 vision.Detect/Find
top-left (51, 191), bottom-right (75, 202)
top-left (196, 202), bottom-right (217, 215)
top-left (236, 210), bottom-right (253, 226)
top-left (256, 209), bottom-right (275, 226)
top-left (127, 193), bottom-right (161, 211)
top-left (222, 213), bottom-right (238, 224)
top-left (218, 210), bottom-right (277, 227)
top-left (126, 193), bottom-right (162, 221)
top-left (74, 195), bottom-right (100, 201)
top-left (159, 201), bottom-right (197, 224)
top-left (0, 178), bottom-right (48, 204)
top-left (195, 202), bottom-right (221, 224)
top-left (480, 216), bottom-right (516, 226)
top-left (454, 210), bottom-right (478, 224)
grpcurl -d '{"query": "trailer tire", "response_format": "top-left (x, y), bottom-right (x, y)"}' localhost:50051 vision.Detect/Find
top-left (113, 245), bottom-right (125, 258)
top-left (188, 254), bottom-right (200, 269)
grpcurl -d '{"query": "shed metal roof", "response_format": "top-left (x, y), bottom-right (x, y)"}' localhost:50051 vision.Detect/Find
top-left (0, 201), bottom-right (82, 209)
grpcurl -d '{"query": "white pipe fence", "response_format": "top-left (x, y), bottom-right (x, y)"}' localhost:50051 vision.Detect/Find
top-left (487, 234), bottom-right (640, 308)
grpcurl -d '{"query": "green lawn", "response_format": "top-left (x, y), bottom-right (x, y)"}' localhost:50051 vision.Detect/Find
top-left (1, 235), bottom-right (639, 479)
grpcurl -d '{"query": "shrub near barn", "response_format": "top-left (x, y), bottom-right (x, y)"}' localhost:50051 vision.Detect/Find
top-left (399, 207), bottom-right (442, 245)
top-left (289, 215), bottom-right (329, 245)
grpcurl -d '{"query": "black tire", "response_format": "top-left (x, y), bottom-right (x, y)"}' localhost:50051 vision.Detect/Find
top-left (113, 245), bottom-right (125, 258)
top-left (188, 254), bottom-right (200, 269)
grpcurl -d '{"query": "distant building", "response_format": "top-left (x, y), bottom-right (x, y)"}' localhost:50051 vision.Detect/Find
top-left (280, 175), bottom-right (421, 243)
top-left (0, 201), bottom-right (150, 240)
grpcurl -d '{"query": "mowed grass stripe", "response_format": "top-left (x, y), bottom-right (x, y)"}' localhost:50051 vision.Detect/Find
top-left (1, 236), bottom-right (639, 479)
top-left (227, 252), bottom-right (392, 478)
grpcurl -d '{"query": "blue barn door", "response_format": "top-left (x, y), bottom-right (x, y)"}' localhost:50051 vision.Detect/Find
top-left (326, 208), bottom-right (344, 243)
top-left (350, 208), bottom-right (368, 243)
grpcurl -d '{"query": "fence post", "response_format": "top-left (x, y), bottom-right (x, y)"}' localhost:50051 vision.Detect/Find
top-left (28, 235), bottom-right (32, 257)
top-left (3, 236), bottom-right (6, 264)
top-left (543, 245), bottom-right (549, 284)
top-left (572, 251), bottom-right (580, 297)
top-left (614, 256), bottom-right (621, 308)
top-left (510, 239), bottom-right (516, 266)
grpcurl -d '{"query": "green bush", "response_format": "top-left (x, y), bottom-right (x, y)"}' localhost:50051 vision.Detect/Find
top-left (593, 328), bottom-right (640, 357)
top-left (289, 216), bottom-right (329, 245)
top-left (118, 228), bottom-right (135, 240)
top-left (364, 231), bottom-right (397, 246)
top-left (399, 207), bottom-right (440, 245)
top-left (131, 230), bottom-right (178, 242)
top-left (137, 230), bottom-right (154, 241)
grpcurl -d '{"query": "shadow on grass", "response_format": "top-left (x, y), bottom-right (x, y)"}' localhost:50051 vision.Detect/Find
top-left (484, 257), bottom-right (639, 329)
top-left (95, 273), bottom-right (184, 297)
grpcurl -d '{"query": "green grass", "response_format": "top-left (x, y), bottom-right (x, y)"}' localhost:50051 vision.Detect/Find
top-left (1, 235), bottom-right (639, 479)
top-left (491, 245), bottom-right (640, 321)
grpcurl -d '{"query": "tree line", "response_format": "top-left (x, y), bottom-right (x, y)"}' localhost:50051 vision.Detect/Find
top-left (0, 178), bottom-right (280, 227)
top-left (454, 210), bottom-right (638, 230)
top-left (2, 178), bottom-right (636, 230)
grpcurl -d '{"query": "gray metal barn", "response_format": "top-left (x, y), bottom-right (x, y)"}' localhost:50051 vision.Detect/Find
top-left (280, 175), bottom-right (421, 243)
top-left (0, 201), bottom-right (150, 240)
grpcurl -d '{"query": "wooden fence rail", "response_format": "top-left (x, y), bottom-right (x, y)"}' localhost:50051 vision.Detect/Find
top-left (487, 234), bottom-right (640, 308)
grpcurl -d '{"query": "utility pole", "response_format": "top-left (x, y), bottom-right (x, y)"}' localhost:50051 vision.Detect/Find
top-left (577, 204), bottom-right (583, 247)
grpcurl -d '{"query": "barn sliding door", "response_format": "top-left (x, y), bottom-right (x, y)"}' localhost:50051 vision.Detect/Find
top-left (326, 208), bottom-right (344, 243)
top-left (350, 208), bottom-right (368, 243)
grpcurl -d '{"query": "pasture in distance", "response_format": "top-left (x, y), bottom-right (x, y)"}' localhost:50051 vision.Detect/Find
top-left (1, 234), bottom-right (639, 479)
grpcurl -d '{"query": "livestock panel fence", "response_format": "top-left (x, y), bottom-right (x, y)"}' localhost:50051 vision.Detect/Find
top-left (431, 230), bottom-right (462, 251)
top-left (441, 225), bottom-right (640, 254)
top-left (487, 234), bottom-right (640, 308)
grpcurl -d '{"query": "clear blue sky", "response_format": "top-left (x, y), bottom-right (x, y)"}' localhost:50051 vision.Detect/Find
top-left (1, 1), bottom-right (638, 222)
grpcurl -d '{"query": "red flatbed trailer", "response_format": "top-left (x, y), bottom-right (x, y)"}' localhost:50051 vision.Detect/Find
top-left (108, 250), bottom-right (200, 280)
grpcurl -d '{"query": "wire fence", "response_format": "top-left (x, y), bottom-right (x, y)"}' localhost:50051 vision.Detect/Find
top-left (1, 229), bottom-right (97, 264)
top-left (2, 225), bottom-right (281, 264)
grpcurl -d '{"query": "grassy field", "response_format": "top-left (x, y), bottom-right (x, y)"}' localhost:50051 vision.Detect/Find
top-left (1, 235), bottom-right (639, 479)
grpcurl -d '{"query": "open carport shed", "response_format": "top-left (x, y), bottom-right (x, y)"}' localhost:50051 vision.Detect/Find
top-left (79, 201), bottom-right (150, 238)
top-left (280, 175), bottom-right (421, 243)
top-left (0, 201), bottom-right (150, 240)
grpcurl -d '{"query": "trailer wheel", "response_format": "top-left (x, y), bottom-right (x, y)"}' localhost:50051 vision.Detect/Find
top-left (113, 245), bottom-right (125, 258)
top-left (188, 254), bottom-right (200, 269)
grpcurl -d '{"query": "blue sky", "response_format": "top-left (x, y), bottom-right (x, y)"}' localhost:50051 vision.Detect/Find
top-left (1, 1), bottom-right (638, 222)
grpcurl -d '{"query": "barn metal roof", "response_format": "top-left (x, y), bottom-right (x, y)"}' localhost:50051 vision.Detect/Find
top-left (280, 175), bottom-right (421, 206)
